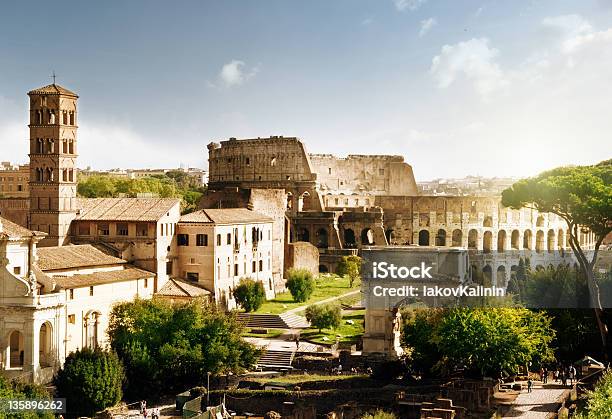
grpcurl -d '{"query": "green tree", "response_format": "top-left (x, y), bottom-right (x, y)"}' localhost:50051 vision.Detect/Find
top-left (285, 268), bottom-right (316, 303)
top-left (234, 278), bottom-right (266, 312)
top-left (108, 298), bottom-right (260, 399)
top-left (54, 348), bottom-right (124, 417)
top-left (574, 369), bottom-right (612, 418)
top-left (336, 255), bottom-right (362, 288)
top-left (403, 308), bottom-right (555, 377)
top-left (502, 160), bottom-right (612, 352)
top-left (0, 374), bottom-right (54, 419)
top-left (305, 304), bottom-right (341, 332)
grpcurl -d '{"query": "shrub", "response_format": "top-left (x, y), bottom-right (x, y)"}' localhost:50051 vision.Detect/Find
top-left (54, 348), bottom-right (124, 416)
top-left (286, 268), bottom-right (315, 302)
top-left (305, 304), bottom-right (341, 332)
top-left (361, 410), bottom-right (397, 419)
top-left (574, 369), bottom-right (612, 418)
top-left (336, 255), bottom-right (362, 288)
top-left (0, 375), bottom-right (54, 419)
top-left (234, 278), bottom-right (266, 312)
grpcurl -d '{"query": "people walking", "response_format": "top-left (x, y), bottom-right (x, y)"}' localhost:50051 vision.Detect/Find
top-left (527, 378), bottom-right (533, 393)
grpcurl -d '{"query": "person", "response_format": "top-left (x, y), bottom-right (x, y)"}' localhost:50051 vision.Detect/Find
top-left (337, 363), bottom-right (343, 375)
top-left (554, 368), bottom-right (559, 383)
top-left (140, 400), bottom-right (146, 415)
top-left (152, 407), bottom-right (159, 419)
top-left (527, 378), bottom-right (533, 393)
top-left (294, 334), bottom-right (300, 349)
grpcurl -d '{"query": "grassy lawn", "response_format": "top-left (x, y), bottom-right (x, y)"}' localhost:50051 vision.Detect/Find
top-left (301, 309), bottom-right (365, 345)
top-left (255, 275), bottom-right (359, 315)
top-left (241, 328), bottom-right (285, 339)
top-left (246, 373), bottom-right (367, 384)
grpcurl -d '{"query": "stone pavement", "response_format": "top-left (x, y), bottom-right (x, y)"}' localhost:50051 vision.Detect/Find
top-left (501, 382), bottom-right (568, 418)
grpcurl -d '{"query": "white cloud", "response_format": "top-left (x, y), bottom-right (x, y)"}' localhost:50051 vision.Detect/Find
top-left (430, 38), bottom-right (508, 97)
top-left (393, 0), bottom-right (427, 12)
top-left (209, 60), bottom-right (259, 89)
top-left (542, 14), bottom-right (592, 37)
top-left (361, 17), bottom-right (373, 26)
top-left (419, 17), bottom-right (437, 37)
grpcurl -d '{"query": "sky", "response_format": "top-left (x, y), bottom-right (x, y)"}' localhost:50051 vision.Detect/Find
top-left (1, 0), bottom-right (611, 181)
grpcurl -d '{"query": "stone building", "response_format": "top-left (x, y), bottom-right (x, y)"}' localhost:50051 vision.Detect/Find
top-left (0, 163), bottom-right (29, 198)
top-left (176, 208), bottom-right (275, 309)
top-left (0, 216), bottom-right (154, 383)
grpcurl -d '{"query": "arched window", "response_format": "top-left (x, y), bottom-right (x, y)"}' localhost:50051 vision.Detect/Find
top-left (85, 312), bottom-right (100, 349)
top-left (316, 228), bottom-right (329, 248)
top-left (435, 229), bottom-right (446, 246)
top-left (344, 229), bottom-right (356, 247)
top-left (468, 229), bottom-right (478, 249)
top-left (451, 229), bottom-right (462, 247)
top-left (361, 228), bottom-right (374, 245)
top-left (483, 231), bottom-right (493, 253)
top-left (511, 230), bottom-right (520, 249)
top-left (418, 230), bottom-right (430, 246)
top-left (497, 230), bottom-right (507, 252)
top-left (523, 229), bottom-right (532, 250)
top-left (39, 322), bottom-right (53, 367)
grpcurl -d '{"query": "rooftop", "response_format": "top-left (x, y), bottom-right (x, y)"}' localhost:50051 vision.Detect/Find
top-left (28, 83), bottom-right (78, 97)
top-left (36, 244), bottom-right (126, 271)
top-left (53, 266), bottom-right (154, 289)
top-left (76, 197), bottom-right (180, 222)
top-left (180, 208), bottom-right (273, 225)
top-left (0, 216), bottom-right (41, 239)
top-left (157, 278), bottom-right (212, 298)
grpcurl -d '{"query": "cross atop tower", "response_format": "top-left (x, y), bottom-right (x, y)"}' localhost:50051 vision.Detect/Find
top-left (51, 70), bottom-right (56, 85)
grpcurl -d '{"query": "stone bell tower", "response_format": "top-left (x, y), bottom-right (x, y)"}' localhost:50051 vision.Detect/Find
top-left (27, 83), bottom-right (79, 247)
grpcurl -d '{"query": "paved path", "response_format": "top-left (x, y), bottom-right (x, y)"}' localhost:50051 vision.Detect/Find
top-left (244, 329), bottom-right (331, 354)
top-left (502, 383), bottom-right (568, 418)
top-left (284, 289), bottom-right (361, 315)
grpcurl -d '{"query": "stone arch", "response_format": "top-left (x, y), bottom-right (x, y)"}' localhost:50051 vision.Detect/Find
top-left (385, 229), bottom-right (396, 245)
top-left (523, 229), bottom-right (532, 250)
top-left (536, 215), bottom-right (545, 227)
top-left (39, 321), bottom-right (53, 367)
top-left (511, 230), bottom-right (520, 249)
top-left (297, 228), bottom-right (310, 242)
top-left (286, 192), bottom-right (293, 210)
top-left (536, 230), bottom-right (545, 253)
top-left (483, 265), bottom-right (493, 287)
top-left (344, 228), bottom-right (356, 247)
top-left (316, 228), bottom-right (329, 248)
top-left (497, 230), bottom-right (507, 252)
top-left (85, 311), bottom-right (101, 349)
top-left (451, 229), bottom-right (462, 247)
top-left (558, 229), bottom-right (565, 250)
top-left (361, 228), bottom-right (374, 245)
top-left (496, 265), bottom-right (507, 287)
top-left (435, 229), bottom-right (446, 246)
top-left (9, 330), bottom-right (25, 368)
top-left (471, 264), bottom-right (481, 284)
top-left (299, 191), bottom-right (312, 211)
top-left (483, 231), bottom-right (493, 253)
top-left (547, 229), bottom-right (555, 252)
top-left (418, 230), bottom-right (430, 246)
top-left (468, 229), bottom-right (478, 249)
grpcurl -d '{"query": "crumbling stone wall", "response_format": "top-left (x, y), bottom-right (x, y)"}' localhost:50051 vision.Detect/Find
top-left (285, 241), bottom-right (319, 279)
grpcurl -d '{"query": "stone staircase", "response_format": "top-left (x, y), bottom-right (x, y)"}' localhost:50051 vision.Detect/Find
top-left (237, 312), bottom-right (309, 329)
top-left (256, 349), bottom-right (295, 370)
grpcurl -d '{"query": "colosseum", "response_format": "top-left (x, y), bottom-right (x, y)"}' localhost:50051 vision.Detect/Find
top-left (205, 135), bottom-right (596, 288)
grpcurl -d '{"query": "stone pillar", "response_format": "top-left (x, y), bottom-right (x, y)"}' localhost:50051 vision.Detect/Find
top-left (491, 231), bottom-right (498, 252)
top-left (477, 230), bottom-right (484, 251)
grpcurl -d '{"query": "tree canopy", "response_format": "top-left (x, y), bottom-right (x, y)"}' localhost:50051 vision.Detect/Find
top-left (107, 298), bottom-right (261, 399)
top-left (0, 374), bottom-right (54, 419)
top-left (336, 255), bottom-right (362, 288)
top-left (285, 268), bottom-right (316, 303)
top-left (54, 348), bottom-right (124, 417)
top-left (233, 278), bottom-right (266, 312)
top-left (403, 307), bottom-right (555, 377)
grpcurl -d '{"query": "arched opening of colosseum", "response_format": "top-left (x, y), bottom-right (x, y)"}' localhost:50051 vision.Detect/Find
top-left (286, 192), bottom-right (293, 210)
top-left (483, 265), bottom-right (493, 287)
top-left (451, 229), bottom-right (462, 247)
top-left (299, 192), bottom-right (312, 211)
top-left (523, 229), bottom-right (533, 250)
top-left (418, 230), bottom-right (430, 246)
top-left (511, 230), bottom-right (520, 249)
top-left (536, 230), bottom-right (545, 253)
top-left (316, 228), bottom-right (329, 248)
top-left (483, 216), bottom-right (493, 228)
top-left (471, 264), bottom-right (481, 284)
top-left (344, 229), bottom-right (356, 247)
top-left (435, 229), bottom-right (446, 246)
top-left (9, 330), bottom-right (25, 368)
top-left (362, 228), bottom-right (374, 245)
top-left (39, 322), bottom-right (53, 367)
top-left (468, 229), bottom-right (478, 249)
top-left (547, 229), bottom-right (555, 252)
top-left (496, 266), bottom-right (506, 287)
top-left (510, 265), bottom-right (519, 281)
top-left (319, 264), bottom-right (329, 273)
top-left (386, 229), bottom-right (396, 245)
top-left (536, 215), bottom-right (545, 227)
top-left (497, 230), bottom-right (507, 252)
top-left (297, 228), bottom-right (310, 242)
top-left (558, 229), bottom-right (565, 250)
top-left (483, 231), bottom-right (493, 253)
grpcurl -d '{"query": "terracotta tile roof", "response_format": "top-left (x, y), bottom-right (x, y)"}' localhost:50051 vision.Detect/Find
top-left (180, 208), bottom-right (273, 225)
top-left (53, 266), bottom-right (154, 289)
top-left (157, 278), bottom-right (212, 298)
top-left (0, 216), bottom-right (40, 238)
top-left (76, 198), bottom-right (180, 222)
top-left (36, 244), bottom-right (126, 271)
top-left (28, 83), bottom-right (78, 97)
